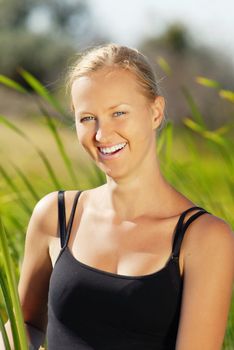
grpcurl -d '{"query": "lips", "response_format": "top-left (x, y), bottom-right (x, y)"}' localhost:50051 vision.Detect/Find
top-left (98, 142), bottom-right (127, 153)
top-left (97, 142), bottom-right (127, 160)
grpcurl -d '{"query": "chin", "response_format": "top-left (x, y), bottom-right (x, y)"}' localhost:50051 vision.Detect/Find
top-left (105, 167), bottom-right (129, 180)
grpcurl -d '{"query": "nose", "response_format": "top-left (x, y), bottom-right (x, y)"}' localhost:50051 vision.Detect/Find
top-left (95, 120), bottom-right (114, 143)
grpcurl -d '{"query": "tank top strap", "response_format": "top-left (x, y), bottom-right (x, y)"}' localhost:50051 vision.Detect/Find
top-left (172, 206), bottom-right (210, 259)
top-left (58, 190), bottom-right (83, 248)
top-left (58, 190), bottom-right (66, 248)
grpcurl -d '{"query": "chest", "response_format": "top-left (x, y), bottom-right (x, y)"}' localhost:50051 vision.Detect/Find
top-left (48, 247), bottom-right (183, 348)
top-left (50, 206), bottom-right (182, 276)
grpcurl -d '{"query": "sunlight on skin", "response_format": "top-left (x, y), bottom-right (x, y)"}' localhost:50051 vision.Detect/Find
top-left (71, 68), bottom-right (162, 178)
top-left (71, 67), bottom-right (174, 221)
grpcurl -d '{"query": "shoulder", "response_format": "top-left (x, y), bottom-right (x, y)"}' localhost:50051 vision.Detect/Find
top-left (184, 212), bottom-right (234, 251)
top-left (176, 213), bottom-right (234, 348)
top-left (31, 189), bottom-right (85, 232)
top-left (29, 191), bottom-right (59, 237)
top-left (183, 212), bottom-right (234, 276)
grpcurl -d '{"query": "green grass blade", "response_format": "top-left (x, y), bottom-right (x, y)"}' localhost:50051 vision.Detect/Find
top-left (183, 118), bottom-right (233, 174)
top-left (181, 86), bottom-right (206, 128)
top-left (0, 75), bottom-right (27, 94)
top-left (0, 217), bottom-right (28, 349)
top-left (39, 105), bottom-right (78, 187)
top-left (156, 56), bottom-right (172, 76)
top-left (0, 115), bottom-right (30, 139)
top-left (4, 214), bottom-right (25, 232)
top-left (9, 161), bottom-right (41, 202)
top-left (89, 162), bottom-right (106, 186)
top-left (182, 117), bottom-right (205, 133)
top-left (36, 148), bottom-right (62, 189)
top-left (183, 118), bottom-right (230, 152)
top-left (0, 310), bottom-right (11, 350)
top-left (0, 114), bottom-right (62, 189)
top-left (157, 120), bottom-right (174, 161)
top-left (0, 166), bottom-right (32, 215)
top-left (195, 76), bottom-right (221, 89)
top-left (19, 68), bottom-right (66, 115)
top-left (164, 120), bottom-right (173, 162)
top-left (219, 89), bottom-right (234, 103)
top-left (0, 273), bottom-right (20, 349)
top-left (202, 131), bottom-right (229, 147)
top-left (215, 122), bottom-right (234, 135)
top-left (157, 126), bottom-right (166, 155)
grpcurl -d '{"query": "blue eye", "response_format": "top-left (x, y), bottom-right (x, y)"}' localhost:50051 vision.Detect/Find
top-left (80, 111), bottom-right (126, 123)
top-left (113, 111), bottom-right (126, 117)
top-left (80, 116), bottom-right (95, 122)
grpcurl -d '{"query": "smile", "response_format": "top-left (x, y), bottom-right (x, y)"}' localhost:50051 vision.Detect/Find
top-left (97, 142), bottom-right (127, 160)
top-left (99, 142), bottom-right (127, 154)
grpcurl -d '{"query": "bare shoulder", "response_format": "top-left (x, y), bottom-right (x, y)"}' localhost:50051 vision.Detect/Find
top-left (175, 213), bottom-right (234, 349)
top-left (29, 189), bottom-right (86, 239)
top-left (183, 212), bottom-right (234, 263)
top-left (182, 212), bottom-right (234, 288)
top-left (28, 190), bottom-right (59, 239)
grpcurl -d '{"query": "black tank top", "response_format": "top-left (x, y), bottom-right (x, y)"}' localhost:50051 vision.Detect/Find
top-left (46, 190), bottom-right (210, 350)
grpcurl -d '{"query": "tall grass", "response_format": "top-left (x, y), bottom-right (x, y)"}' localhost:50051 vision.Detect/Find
top-left (0, 217), bottom-right (28, 349)
top-left (0, 63), bottom-right (233, 349)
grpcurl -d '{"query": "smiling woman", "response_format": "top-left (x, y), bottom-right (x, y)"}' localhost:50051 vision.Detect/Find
top-left (68, 47), bottom-right (166, 178)
top-left (1, 43), bottom-right (234, 350)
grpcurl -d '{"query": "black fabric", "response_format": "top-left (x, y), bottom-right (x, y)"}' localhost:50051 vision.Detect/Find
top-left (58, 190), bottom-right (82, 248)
top-left (47, 190), bottom-right (210, 350)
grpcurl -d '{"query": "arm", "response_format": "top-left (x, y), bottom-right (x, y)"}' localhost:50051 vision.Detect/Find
top-left (0, 191), bottom-right (59, 350)
top-left (0, 320), bottom-right (45, 350)
top-left (175, 215), bottom-right (234, 350)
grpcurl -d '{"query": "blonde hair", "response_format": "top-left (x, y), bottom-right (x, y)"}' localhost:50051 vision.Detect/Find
top-left (66, 43), bottom-right (166, 129)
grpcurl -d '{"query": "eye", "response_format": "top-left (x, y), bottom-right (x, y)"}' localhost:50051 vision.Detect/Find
top-left (80, 116), bottom-right (95, 122)
top-left (113, 111), bottom-right (126, 117)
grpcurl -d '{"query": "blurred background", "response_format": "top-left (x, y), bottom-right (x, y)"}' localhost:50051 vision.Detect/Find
top-left (1, 0), bottom-right (234, 125)
top-left (0, 1), bottom-right (234, 348)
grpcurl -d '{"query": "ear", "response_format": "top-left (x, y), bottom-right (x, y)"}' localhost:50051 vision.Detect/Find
top-left (150, 96), bottom-right (165, 130)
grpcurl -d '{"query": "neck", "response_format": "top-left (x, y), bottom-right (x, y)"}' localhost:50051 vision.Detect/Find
top-left (102, 152), bottom-right (176, 221)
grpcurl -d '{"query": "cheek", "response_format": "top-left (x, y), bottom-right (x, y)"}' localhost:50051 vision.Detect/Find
top-left (75, 122), bottom-right (92, 144)
top-left (76, 130), bottom-right (91, 155)
top-left (128, 114), bottom-right (151, 143)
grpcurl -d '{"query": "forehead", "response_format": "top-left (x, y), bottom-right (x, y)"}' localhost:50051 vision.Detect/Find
top-left (71, 68), bottom-right (144, 104)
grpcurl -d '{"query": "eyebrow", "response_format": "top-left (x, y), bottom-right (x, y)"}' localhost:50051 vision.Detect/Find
top-left (77, 103), bottom-right (130, 116)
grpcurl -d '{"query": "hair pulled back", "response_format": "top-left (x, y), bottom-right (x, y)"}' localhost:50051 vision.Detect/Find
top-left (66, 43), bottom-right (166, 130)
top-left (66, 43), bottom-right (165, 129)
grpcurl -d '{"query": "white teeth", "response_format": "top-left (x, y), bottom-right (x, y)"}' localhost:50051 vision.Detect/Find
top-left (99, 142), bottom-right (127, 154)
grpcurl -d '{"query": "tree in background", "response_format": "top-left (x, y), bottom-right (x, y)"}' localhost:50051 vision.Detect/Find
top-left (0, 0), bottom-right (107, 86)
top-left (140, 23), bottom-right (234, 126)
top-left (1, 2), bottom-right (234, 128)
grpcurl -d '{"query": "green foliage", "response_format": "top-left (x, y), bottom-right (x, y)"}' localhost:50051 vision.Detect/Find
top-left (19, 68), bottom-right (66, 115)
top-left (0, 0), bottom-right (96, 85)
top-left (195, 76), bottom-right (222, 89)
top-left (0, 217), bottom-right (28, 349)
top-left (220, 89), bottom-right (234, 103)
top-left (0, 114), bottom-right (63, 190)
top-left (0, 30), bottom-right (76, 85)
top-left (0, 0), bottom-right (32, 30)
top-left (196, 75), bottom-right (234, 103)
top-left (158, 23), bottom-right (191, 53)
top-left (157, 56), bottom-right (172, 76)
top-left (0, 75), bottom-right (27, 94)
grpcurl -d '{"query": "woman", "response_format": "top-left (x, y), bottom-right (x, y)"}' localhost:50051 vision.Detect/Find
top-left (2, 43), bottom-right (234, 350)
